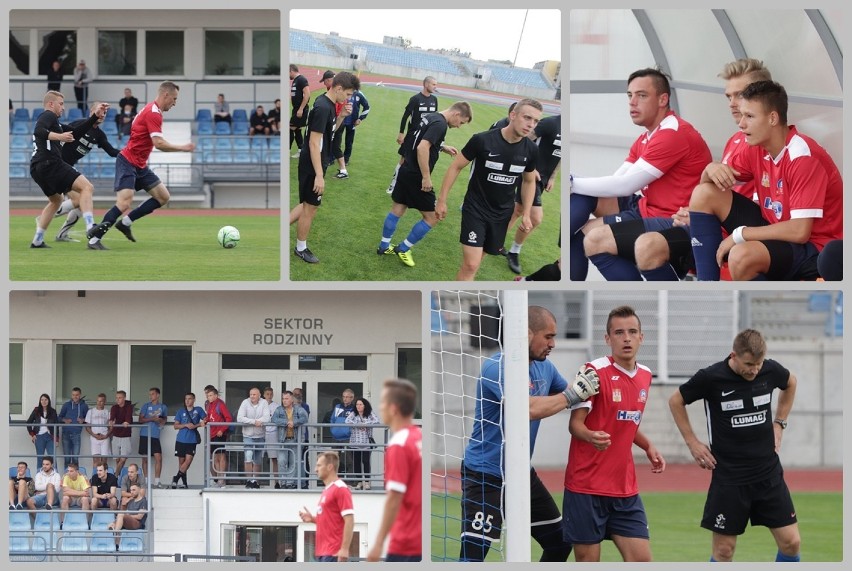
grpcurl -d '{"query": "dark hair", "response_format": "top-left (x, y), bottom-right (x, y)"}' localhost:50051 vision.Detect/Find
top-left (71, 387), bottom-right (82, 393)
top-left (204, 384), bottom-right (217, 394)
top-left (740, 80), bottom-right (788, 124)
top-left (289, 64), bottom-right (299, 73)
top-left (332, 71), bottom-right (361, 91)
top-left (628, 67), bottom-right (672, 99)
top-left (37, 394), bottom-right (54, 418)
top-left (606, 306), bottom-right (641, 335)
top-left (149, 387), bottom-right (160, 395)
top-left (382, 378), bottom-right (417, 418)
top-left (529, 305), bottom-right (556, 333)
top-left (355, 398), bottom-right (373, 418)
top-left (732, 328), bottom-right (767, 359)
top-left (116, 390), bottom-right (127, 397)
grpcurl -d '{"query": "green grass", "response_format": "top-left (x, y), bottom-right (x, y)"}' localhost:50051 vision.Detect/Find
top-left (431, 491), bottom-right (843, 562)
top-left (9, 213), bottom-right (280, 281)
top-left (289, 85), bottom-right (560, 281)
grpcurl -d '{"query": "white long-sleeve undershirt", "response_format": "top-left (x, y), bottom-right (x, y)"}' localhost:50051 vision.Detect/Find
top-left (572, 159), bottom-right (661, 198)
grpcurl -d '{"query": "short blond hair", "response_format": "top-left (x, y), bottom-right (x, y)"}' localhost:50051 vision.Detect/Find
top-left (43, 90), bottom-right (64, 106)
top-left (718, 58), bottom-right (772, 82)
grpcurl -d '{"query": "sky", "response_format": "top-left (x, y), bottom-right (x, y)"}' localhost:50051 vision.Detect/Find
top-left (289, 9), bottom-right (562, 69)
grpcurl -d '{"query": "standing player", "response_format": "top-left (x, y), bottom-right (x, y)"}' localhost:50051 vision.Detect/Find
top-left (436, 98), bottom-right (542, 281)
top-left (298, 452), bottom-right (355, 562)
top-left (687, 80), bottom-right (843, 280)
top-left (28, 91), bottom-right (108, 248)
top-left (171, 392), bottom-right (207, 489)
top-left (340, 87), bottom-right (371, 167)
top-left (668, 329), bottom-right (800, 562)
top-left (138, 387), bottom-right (168, 489)
top-left (289, 64), bottom-right (311, 158)
top-left (366, 378), bottom-right (422, 562)
top-left (504, 113), bottom-right (562, 275)
top-left (376, 101), bottom-right (472, 267)
top-left (86, 81), bottom-right (195, 249)
top-left (289, 71), bottom-right (359, 264)
top-left (386, 76), bottom-right (439, 193)
top-left (562, 306), bottom-right (665, 562)
top-left (458, 305), bottom-right (599, 562)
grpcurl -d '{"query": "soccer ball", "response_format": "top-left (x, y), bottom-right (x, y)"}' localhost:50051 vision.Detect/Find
top-left (217, 225), bottom-right (240, 249)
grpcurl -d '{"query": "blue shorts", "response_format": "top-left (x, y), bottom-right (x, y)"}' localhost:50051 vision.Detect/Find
top-left (31, 493), bottom-right (59, 508)
top-left (562, 489), bottom-right (649, 544)
top-left (243, 437), bottom-right (265, 464)
top-left (115, 153), bottom-right (161, 193)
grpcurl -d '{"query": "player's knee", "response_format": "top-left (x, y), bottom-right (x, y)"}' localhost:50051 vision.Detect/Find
top-left (778, 531), bottom-right (801, 555)
top-left (583, 226), bottom-right (609, 256)
top-left (634, 232), bottom-right (669, 270)
top-left (726, 245), bottom-right (764, 280)
top-left (714, 542), bottom-right (736, 561)
top-left (688, 182), bottom-right (720, 213)
top-left (530, 210), bottom-right (543, 227)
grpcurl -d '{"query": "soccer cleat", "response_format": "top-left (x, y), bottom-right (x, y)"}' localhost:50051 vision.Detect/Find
top-left (87, 241), bottom-right (109, 250)
top-left (290, 152), bottom-right (300, 159)
top-left (56, 218), bottom-right (80, 242)
top-left (507, 252), bottom-right (522, 274)
top-left (55, 235), bottom-right (79, 243)
top-left (114, 221), bottom-right (136, 242)
top-left (294, 247), bottom-right (319, 264)
top-left (497, 247), bottom-right (508, 257)
top-left (30, 242), bottom-right (50, 249)
top-left (171, 477), bottom-right (178, 489)
top-left (86, 221), bottom-right (111, 240)
top-left (376, 243), bottom-right (397, 256)
top-left (335, 170), bottom-right (349, 179)
top-left (395, 247), bottom-right (415, 267)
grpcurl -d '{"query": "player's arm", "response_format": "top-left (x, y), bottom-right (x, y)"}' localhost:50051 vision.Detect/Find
top-left (357, 94), bottom-right (370, 123)
top-left (337, 513), bottom-right (355, 561)
top-left (568, 407), bottom-right (611, 450)
top-left (700, 161), bottom-right (741, 190)
top-left (519, 170), bottom-right (537, 231)
top-left (152, 134), bottom-right (195, 153)
top-left (367, 490), bottom-right (403, 561)
top-left (530, 365), bottom-right (599, 420)
top-left (298, 86), bottom-right (310, 116)
top-left (307, 129), bottom-right (325, 194)
top-left (668, 388), bottom-right (714, 469)
top-left (435, 153), bottom-right (472, 221)
top-left (774, 372), bottom-right (797, 451)
top-left (570, 160), bottom-right (660, 198)
top-left (633, 429), bottom-right (665, 473)
top-left (715, 218), bottom-right (814, 268)
top-left (398, 100), bottom-right (414, 142)
top-left (416, 139), bottom-right (433, 190)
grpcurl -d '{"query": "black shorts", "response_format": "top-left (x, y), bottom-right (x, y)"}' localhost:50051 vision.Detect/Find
top-left (175, 441), bottom-right (198, 458)
top-left (138, 437), bottom-right (162, 456)
top-left (297, 160), bottom-right (328, 206)
top-left (514, 182), bottom-right (544, 207)
top-left (391, 169), bottom-right (436, 212)
top-left (701, 471), bottom-right (797, 535)
top-left (459, 205), bottom-right (512, 255)
top-left (397, 132), bottom-right (416, 157)
top-left (610, 217), bottom-right (693, 276)
top-left (210, 433), bottom-right (228, 453)
top-left (31, 160), bottom-right (81, 197)
top-left (723, 192), bottom-right (820, 280)
top-left (290, 109), bottom-right (308, 129)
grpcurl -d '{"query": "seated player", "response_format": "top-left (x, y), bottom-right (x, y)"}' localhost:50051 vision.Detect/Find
top-left (688, 80), bottom-right (843, 280)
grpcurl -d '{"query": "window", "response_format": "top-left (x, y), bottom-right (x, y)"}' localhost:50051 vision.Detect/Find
top-left (9, 29), bottom-right (30, 76)
top-left (252, 30), bottom-right (280, 76)
top-left (98, 30), bottom-right (137, 75)
top-left (130, 345), bottom-right (192, 414)
top-left (56, 344), bottom-right (118, 405)
top-left (298, 355), bottom-right (367, 371)
top-left (37, 29), bottom-right (77, 77)
top-left (222, 354), bottom-right (290, 369)
top-left (206, 30), bottom-right (244, 75)
top-left (146, 31), bottom-right (184, 75)
top-left (9, 343), bottom-right (23, 415)
top-left (396, 347), bottom-right (422, 419)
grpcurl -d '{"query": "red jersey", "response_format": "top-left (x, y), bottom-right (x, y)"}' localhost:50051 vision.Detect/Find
top-left (721, 131), bottom-right (757, 200)
top-left (204, 398), bottom-right (233, 439)
top-left (121, 101), bottom-right (164, 168)
top-left (564, 356), bottom-right (652, 497)
top-left (727, 125), bottom-right (843, 251)
top-left (385, 425), bottom-right (422, 556)
top-left (315, 479), bottom-right (354, 557)
top-left (626, 111), bottom-right (712, 218)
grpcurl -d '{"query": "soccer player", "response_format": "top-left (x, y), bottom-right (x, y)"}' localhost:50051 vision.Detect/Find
top-left (377, 101), bottom-right (472, 267)
top-left (298, 452), bottom-right (355, 562)
top-left (436, 98), bottom-right (542, 281)
top-left (668, 329), bottom-right (801, 562)
top-left (86, 81), bottom-right (195, 249)
top-left (138, 387), bottom-right (168, 488)
top-left (562, 306), bottom-right (665, 562)
top-left (634, 58), bottom-right (772, 280)
top-left (458, 305), bottom-right (599, 562)
top-left (386, 76), bottom-right (439, 193)
top-left (289, 71), bottom-right (359, 264)
top-left (569, 68), bottom-right (711, 280)
top-left (687, 80), bottom-right (843, 280)
top-left (504, 113), bottom-right (561, 275)
top-left (289, 64), bottom-right (311, 157)
top-left (28, 91), bottom-right (108, 248)
top-left (172, 392), bottom-right (207, 489)
top-left (366, 378), bottom-right (422, 562)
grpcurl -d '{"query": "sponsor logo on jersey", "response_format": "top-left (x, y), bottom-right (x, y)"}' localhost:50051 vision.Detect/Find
top-left (753, 393), bottom-right (771, 407)
top-left (612, 389), bottom-right (622, 402)
top-left (552, 148), bottom-right (561, 157)
top-left (467, 231), bottom-right (478, 243)
top-left (714, 513), bottom-right (726, 530)
top-left (508, 164), bottom-right (525, 173)
top-left (721, 390), bottom-right (735, 396)
top-left (485, 160), bottom-right (504, 170)
top-left (721, 399), bottom-right (744, 411)
top-left (638, 389), bottom-right (647, 403)
top-left (762, 197), bottom-right (783, 220)
top-left (730, 410), bottom-right (767, 427)
top-left (617, 410), bottom-right (642, 424)
top-left (487, 173), bottom-right (517, 185)
top-left (776, 179), bottom-right (784, 193)
top-left (761, 172), bottom-right (770, 187)
top-left (488, 152), bottom-right (499, 157)
top-left (611, 375), bottom-right (620, 381)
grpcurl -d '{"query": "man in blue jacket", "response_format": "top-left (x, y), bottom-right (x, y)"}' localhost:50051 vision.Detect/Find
top-left (58, 387), bottom-right (89, 471)
top-left (341, 89), bottom-right (371, 167)
top-left (329, 388), bottom-right (356, 483)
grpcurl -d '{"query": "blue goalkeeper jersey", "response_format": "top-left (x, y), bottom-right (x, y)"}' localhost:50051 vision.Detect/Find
top-left (462, 352), bottom-right (568, 477)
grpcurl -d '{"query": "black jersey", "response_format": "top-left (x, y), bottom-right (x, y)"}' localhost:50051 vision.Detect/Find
top-left (290, 74), bottom-right (310, 109)
top-left (678, 357), bottom-right (791, 484)
top-left (460, 128), bottom-right (539, 221)
top-left (400, 112), bottom-right (448, 176)
top-left (399, 92), bottom-right (438, 134)
top-left (299, 94), bottom-right (337, 169)
top-left (533, 115), bottom-right (562, 182)
top-left (490, 117), bottom-right (509, 130)
top-left (31, 110), bottom-right (101, 168)
top-left (61, 119), bottom-right (120, 166)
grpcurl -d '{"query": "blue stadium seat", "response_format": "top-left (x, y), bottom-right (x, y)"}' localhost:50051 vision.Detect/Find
top-left (215, 138), bottom-right (232, 151)
top-left (268, 137), bottom-right (281, 150)
top-left (62, 511), bottom-right (89, 531)
top-left (232, 120), bottom-right (249, 136)
top-left (14, 107), bottom-right (30, 121)
top-left (60, 533), bottom-right (89, 552)
top-left (198, 137), bottom-right (215, 151)
top-left (10, 166), bottom-right (29, 178)
top-left (10, 151), bottom-right (30, 164)
top-left (232, 137), bottom-right (250, 151)
top-left (202, 151), bottom-right (216, 163)
top-left (250, 137), bottom-right (267, 151)
top-left (197, 121), bottom-right (214, 135)
top-left (215, 121), bottom-right (232, 135)
top-left (90, 511), bottom-right (115, 530)
top-left (30, 107), bottom-right (44, 120)
top-left (77, 467), bottom-right (87, 476)
top-left (196, 109), bottom-right (212, 122)
top-left (12, 121), bottom-right (29, 135)
top-left (9, 532), bottom-right (31, 553)
top-left (89, 532), bottom-right (116, 552)
top-left (105, 107), bottom-right (118, 122)
top-left (99, 165), bottom-right (117, 179)
top-left (33, 512), bottom-right (61, 549)
top-left (233, 151), bottom-right (257, 163)
top-left (9, 511), bottom-right (32, 531)
top-left (213, 152), bottom-right (234, 163)
top-left (8, 467), bottom-right (32, 478)
top-left (101, 121), bottom-right (118, 136)
top-left (232, 109), bottom-right (248, 122)
top-left (264, 151), bottom-right (280, 164)
top-left (67, 108), bottom-right (84, 122)
top-left (11, 135), bottom-right (31, 150)
top-left (119, 531), bottom-right (145, 552)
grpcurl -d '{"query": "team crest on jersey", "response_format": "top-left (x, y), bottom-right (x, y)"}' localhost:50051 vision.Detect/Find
top-left (776, 179), bottom-right (784, 194)
top-left (612, 389), bottom-right (622, 402)
top-left (616, 410), bottom-right (642, 425)
top-left (761, 172), bottom-right (770, 187)
top-left (762, 197), bottom-right (783, 220)
top-left (638, 389), bottom-right (647, 403)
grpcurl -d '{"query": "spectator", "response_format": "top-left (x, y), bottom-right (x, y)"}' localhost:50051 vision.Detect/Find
top-left (292, 387), bottom-right (311, 488)
top-left (250, 105), bottom-right (272, 136)
top-left (345, 397), bottom-right (380, 489)
top-left (8, 462), bottom-right (34, 510)
top-left (85, 393), bottom-right (113, 473)
top-left (237, 387), bottom-right (271, 489)
top-left (109, 391), bottom-right (135, 475)
top-left (117, 87), bottom-right (139, 118)
top-left (138, 387), bottom-right (168, 489)
top-left (57, 386), bottom-right (89, 471)
top-left (171, 392), bottom-right (207, 489)
top-left (108, 484), bottom-right (147, 542)
top-left (90, 461), bottom-right (119, 511)
top-left (267, 98), bottom-right (282, 135)
top-left (116, 90), bottom-right (137, 139)
top-left (119, 463), bottom-right (146, 509)
top-left (271, 391), bottom-right (308, 489)
top-left (47, 60), bottom-right (63, 92)
top-left (329, 389), bottom-right (356, 483)
top-left (214, 93), bottom-right (232, 124)
top-left (73, 59), bottom-right (93, 112)
top-left (60, 462), bottom-right (91, 521)
top-left (204, 386), bottom-right (233, 488)
top-left (26, 394), bottom-right (59, 468)
top-left (26, 456), bottom-right (61, 511)
top-left (263, 387), bottom-right (280, 488)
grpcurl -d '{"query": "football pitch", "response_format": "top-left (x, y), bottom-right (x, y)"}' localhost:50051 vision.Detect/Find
top-left (431, 491), bottom-right (843, 562)
top-left (289, 83), bottom-right (561, 281)
top-left (8, 211), bottom-right (280, 281)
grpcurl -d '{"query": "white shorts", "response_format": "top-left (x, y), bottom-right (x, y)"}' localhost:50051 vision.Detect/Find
top-left (90, 437), bottom-right (112, 456)
top-left (265, 431), bottom-right (278, 459)
top-left (113, 436), bottom-right (132, 457)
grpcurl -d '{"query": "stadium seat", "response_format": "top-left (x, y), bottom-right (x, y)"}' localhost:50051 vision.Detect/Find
top-left (101, 121), bottom-right (118, 136)
top-left (10, 166), bottom-right (29, 178)
top-left (264, 152), bottom-right (280, 164)
top-left (67, 108), bottom-right (84, 121)
top-left (9, 532), bottom-right (31, 553)
top-left (62, 511), bottom-right (89, 531)
top-left (33, 512), bottom-right (61, 549)
top-left (232, 108), bottom-right (248, 122)
top-left (90, 511), bottom-right (115, 530)
top-left (196, 109), bottom-right (212, 122)
top-left (9, 511), bottom-right (32, 531)
top-left (198, 136), bottom-right (215, 151)
top-left (11, 135), bottom-right (31, 150)
top-left (10, 151), bottom-right (30, 164)
top-left (14, 107), bottom-right (30, 121)
top-left (233, 151), bottom-right (257, 164)
top-left (30, 107), bottom-right (43, 120)
top-left (12, 121), bottom-right (29, 135)
top-left (119, 531), bottom-right (145, 552)
top-left (8, 467), bottom-right (32, 478)
top-left (77, 467), bottom-right (87, 476)
top-left (232, 120), bottom-right (249, 135)
top-left (232, 137), bottom-right (250, 151)
top-left (215, 138), bottom-right (232, 151)
top-left (99, 165), bottom-right (116, 179)
top-left (202, 151), bottom-right (216, 164)
top-left (197, 121), bottom-right (214, 135)
top-left (212, 152), bottom-right (234, 163)
top-left (250, 137), bottom-right (267, 151)
top-left (89, 532), bottom-right (116, 552)
top-left (215, 121), bottom-right (232, 135)
top-left (105, 107), bottom-right (118, 122)
top-left (268, 137), bottom-right (280, 150)
top-left (60, 533), bottom-right (89, 552)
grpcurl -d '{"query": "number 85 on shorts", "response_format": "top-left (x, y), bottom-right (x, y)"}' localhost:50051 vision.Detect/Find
top-left (461, 469), bottom-right (504, 543)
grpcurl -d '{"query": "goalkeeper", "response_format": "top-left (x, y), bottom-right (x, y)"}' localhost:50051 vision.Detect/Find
top-left (458, 305), bottom-right (600, 561)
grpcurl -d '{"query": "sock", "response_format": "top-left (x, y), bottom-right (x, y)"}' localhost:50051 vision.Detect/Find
top-left (128, 197), bottom-right (161, 222)
top-left (32, 227), bottom-right (46, 245)
top-left (570, 193), bottom-right (598, 235)
top-left (534, 521), bottom-right (572, 562)
top-left (775, 550), bottom-right (800, 562)
top-left (339, 167), bottom-right (347, 174)
top-left (397, 219), bottom-right (433, 253)
top-left (296, 240), bottom-right (307, 252)
top-left (66, 208), bottom-right (81, 225)
top-left (710, 557), bottom-right (717, 562)
top-left (640, 263), bottom-right (680, 281)
top-left (689, 211), bottom-right (724, 280)
top-left (56, 198), bottom-right (74, 216)
top-left (82, 211), bottom-right (94, 230)
top-left (569, 232), bottom-right (589, 280)
top-left (509, 242), bottom-right (522, 254)
top-left (380, 212), bottom-right (401, 250)
top-left (526, 261), bottom-right (561, 281)
top-left (154, 478), bottom-right (160, 485)
top-left (589, 252), bottom-right (642, 281)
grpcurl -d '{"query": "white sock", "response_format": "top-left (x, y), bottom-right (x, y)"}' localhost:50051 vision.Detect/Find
top-left (82, 211), bottom-right (94, 230)
top-left (121, 216), bottom-right (132, 227)
top-left (509, 242), bottom-right (523, 254)
top-left (296, 240), bottom-right (307, 251)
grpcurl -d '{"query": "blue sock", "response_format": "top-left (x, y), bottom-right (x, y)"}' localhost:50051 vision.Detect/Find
top-left (128, 197), bottom-right (162, 222)
top-left (570, 193), bottom-right (597, 234)
top-left (689, 211), bottom-right (723, 280)
top-left (589, 253), bottom-right (642, 281)
top-left (569, 232), bottom-right (588, 280)
top-left (775, 550), bottom-right (800, 562)
top-left (102, 205), bottom-right (123, 226)
top-left (640, 263), bottom-right (679, 281)
top-left (709, 556), bottom-right (717, 562)
top-left (379, 212), bottom-right (401, 250)
top-left (397, 219), bottom-right (432, 253)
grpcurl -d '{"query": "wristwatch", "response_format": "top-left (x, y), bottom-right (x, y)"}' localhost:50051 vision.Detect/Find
top-left (774, 418), bottom-right (787, 429)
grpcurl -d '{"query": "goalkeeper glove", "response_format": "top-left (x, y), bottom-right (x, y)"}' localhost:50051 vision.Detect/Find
top-left (562, 365), bottom-right (600, 407)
